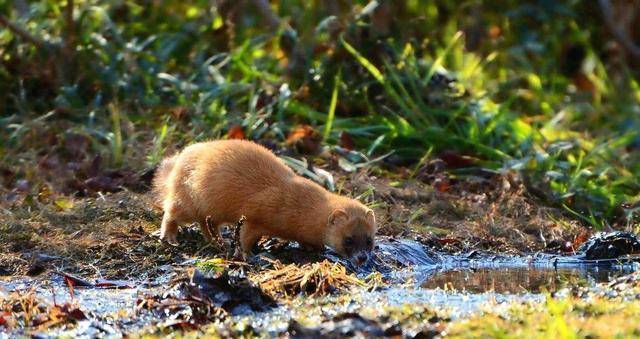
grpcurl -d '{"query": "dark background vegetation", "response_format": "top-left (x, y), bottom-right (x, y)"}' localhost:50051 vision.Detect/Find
top-left (1, 0), bottom-right (639, 230)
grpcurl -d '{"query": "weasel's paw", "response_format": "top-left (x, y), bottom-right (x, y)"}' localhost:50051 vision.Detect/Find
top-left (160, 233), bottom-right (179, 246)
top-left (234, 248), bottom-right (255, 262)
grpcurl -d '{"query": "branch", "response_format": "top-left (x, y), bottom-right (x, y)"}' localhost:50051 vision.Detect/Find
top-left (0, 14), bottom-right (47, 49)
top-left (599, 0), bottom-right (640, 59)
top-left (66, 0), bottom-right (75, 38)
top-left (64, 0), bottom-right (76, 55)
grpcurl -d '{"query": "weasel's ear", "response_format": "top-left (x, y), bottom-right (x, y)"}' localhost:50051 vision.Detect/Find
top-left (328, 209), bottom-right (348, 226)
top-left (365, 209), bottom-right (375, 224)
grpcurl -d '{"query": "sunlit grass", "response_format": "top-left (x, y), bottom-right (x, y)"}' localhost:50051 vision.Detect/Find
top-left (447, 295), bottom-right (640, 338)
top-left (0, 1), bottom-right (638, 228)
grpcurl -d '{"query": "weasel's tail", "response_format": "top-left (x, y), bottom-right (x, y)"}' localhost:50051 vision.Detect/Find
top-left (152, 154), bottom-right (178, 209)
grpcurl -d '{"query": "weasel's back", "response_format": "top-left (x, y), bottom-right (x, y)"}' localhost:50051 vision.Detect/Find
top-left (182, 139), bottom-right (293, 188)
top-left (172, 140), bottom-right (295, 218)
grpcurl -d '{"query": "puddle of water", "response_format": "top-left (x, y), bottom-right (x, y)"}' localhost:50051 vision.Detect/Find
top-left (1, 236), bottom-right (638, 337)
top-left (0, 277), bottom-right (151, 316)
top-left (420, 266), bottom-right (634, 294)
top-left (233, 286), bottom-right (544, 336)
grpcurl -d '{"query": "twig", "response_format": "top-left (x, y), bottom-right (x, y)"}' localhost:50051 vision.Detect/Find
top-left (0, 14), bottom-right (47, 49)
top-left (249, 0), bottom-right (281, 29)
top-left (65, 0), bottom-right (76, 52)
top-left (233, 215), bottom-right (246, 248)
top-left (228, 215), bottom-right (246, 258)
top-left (66, 0), bottom-right (74, 30)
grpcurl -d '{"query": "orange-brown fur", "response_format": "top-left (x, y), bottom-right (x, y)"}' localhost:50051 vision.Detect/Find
top-left (152, 140), bottom-right (376, 261)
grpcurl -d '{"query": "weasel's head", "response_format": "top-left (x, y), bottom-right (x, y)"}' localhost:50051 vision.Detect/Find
top-left (325, 203), bottom-right (376, 266)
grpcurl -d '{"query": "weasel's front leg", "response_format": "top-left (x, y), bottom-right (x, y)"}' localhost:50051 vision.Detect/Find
top-left (237, 221), bottom-right (263, 261)
top-left (160, 212), bottom-right (179, 246)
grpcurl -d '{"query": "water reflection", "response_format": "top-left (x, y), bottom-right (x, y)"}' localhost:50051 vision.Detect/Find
top-left (421, 266), bottom-right (632, 293)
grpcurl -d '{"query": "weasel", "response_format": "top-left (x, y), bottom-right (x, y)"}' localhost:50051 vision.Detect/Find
top-left (152, 139), bottom-right (376, 264)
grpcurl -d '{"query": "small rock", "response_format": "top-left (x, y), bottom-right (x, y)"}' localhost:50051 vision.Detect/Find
top-left (577, 232), bottom-right (640, 260)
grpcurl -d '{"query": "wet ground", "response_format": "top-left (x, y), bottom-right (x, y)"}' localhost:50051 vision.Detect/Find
top-left (1, 178), bottom-right (639, 337)
top-left (1, 122), bottom-right (639, 336)
top-left (2, 235), bottom-right (638, 337)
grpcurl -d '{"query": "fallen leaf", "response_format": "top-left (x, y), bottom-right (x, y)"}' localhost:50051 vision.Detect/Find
top-left (54, 197), bottom-right (74, 210)
top-left (339, 131), bottom-right (355, 150)
top-left (573, 73), bottom-right (595, 94)
top-left (31, 313), bottom-right (50, 327)
top-left (57, 272), bottom-right (94, 287)
top-left (439, 151), bottom-right (475, 168)
top-left (0, 312), bottom-right (9, 327)
top-left (437, 237), bottom-right (460, 245)
top-left (95, 279), bottom-right (135, 289)
top-left (63, 133), bottom-right (90, 159)
top-left (226, 125), bottom-right (245, 139)
top-left (572, 230), bottom-right (591, 249)
top-left (171, 107), bottom-right (189, 120)
top-left (433, 178), bottom-right (451, 193)
top-left (488, 25), bottom-right (501, 39)
top-left (286, 124), bottom-right (322, 154)
top-left (50, 304), bottom-right (87, 321)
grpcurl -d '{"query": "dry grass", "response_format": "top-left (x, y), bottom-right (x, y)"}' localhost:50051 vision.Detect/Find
top-left (0, 288), bottom-right (86, 331)
top-left (250, 259), bottom-right (365, 298)
top-left (0, 191), bottom-right (222, 279)
top-left (0, 168), bottom-right (586, 280)
top-left (346, 171), bottom-right (583, 253)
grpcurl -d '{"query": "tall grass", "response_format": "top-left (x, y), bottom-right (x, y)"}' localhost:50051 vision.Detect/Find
top-left (1, 1), bottom-right (638, 228)
top-left (337, 31), bottom-right (638, 228)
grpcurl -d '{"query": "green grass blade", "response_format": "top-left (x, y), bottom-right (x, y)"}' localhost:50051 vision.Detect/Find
top-left (324, 68), bottom-right (342, 141)
top-left (423, 31), bottom-right (463, 86)
top-left (340, 37), bottom-right (384, 83)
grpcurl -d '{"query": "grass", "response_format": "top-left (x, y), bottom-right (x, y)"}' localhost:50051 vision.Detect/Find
top-left (249, 259), bottom-right (366, 298)
top-left (447, 295), bottom-right (640, 338)
top-left (2, 1), bottom-right (638, 230)
top-left (0, 8), bottom-right (639, 334)
top-left (2, 5), bottom-right (639, 337)
top-left (322, 67), bottom-right (341, 142)
top-left (0, 288), bottom-right (87, 331)
top-left (176, 272), bottom-right (640, 337)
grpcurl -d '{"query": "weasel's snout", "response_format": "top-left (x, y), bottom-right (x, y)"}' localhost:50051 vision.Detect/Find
top-left (351, 251), bottom-right (370, 266)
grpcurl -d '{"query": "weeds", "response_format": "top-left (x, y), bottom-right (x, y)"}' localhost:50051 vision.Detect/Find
top-left (0, 288), bottom-right (86, 331)
top-left (0, 2), bottom-right (638, 243)
top-left (447, 294), bottom-right (640, 338)
top-left (250, 259), bottom-right (365, 298)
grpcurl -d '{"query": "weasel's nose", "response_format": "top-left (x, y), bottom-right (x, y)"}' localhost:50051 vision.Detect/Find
top-left (355, 253), bottom-right (369, 265)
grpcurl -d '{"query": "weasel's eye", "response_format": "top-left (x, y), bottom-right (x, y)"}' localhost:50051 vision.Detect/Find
top-left (344, 237), bottom-right (354, 247)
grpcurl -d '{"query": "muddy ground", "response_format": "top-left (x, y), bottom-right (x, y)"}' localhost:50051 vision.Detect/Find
top-left (1, 167), bottom-right (639, 337)
top-left (0, 169), bottom-right (584, 278)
